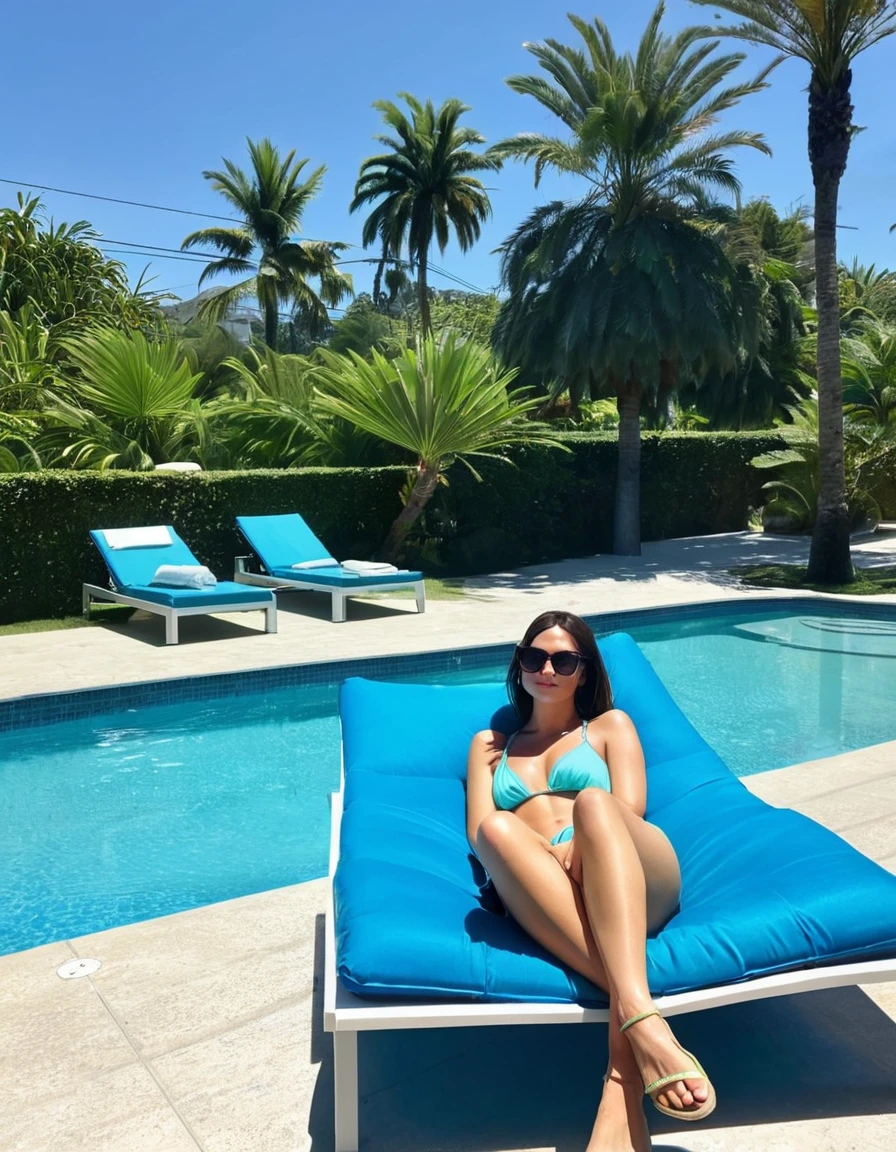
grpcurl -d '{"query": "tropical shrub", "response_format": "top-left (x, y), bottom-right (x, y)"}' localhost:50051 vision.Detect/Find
top-left (210, 346), bottom-right (397, 469)
top-left (39, 328), bottom-right (203, 469)
top-left (313, 334), bottom-right (567, 560)
top-left (751, 400), bottom-right (885, 532)
top-left (0, 194), bottom-right (166, 338)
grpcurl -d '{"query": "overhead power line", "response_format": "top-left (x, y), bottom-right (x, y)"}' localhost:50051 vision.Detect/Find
top-left (1, 174), bottom-right (494, 293)
top-left (95, 241), bottom-right (493, 295)
top-left (0, 176), bottom-right (236, 223)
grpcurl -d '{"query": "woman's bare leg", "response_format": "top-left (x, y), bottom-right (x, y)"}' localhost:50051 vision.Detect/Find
top-left (572, 788), bottom-right (709, 1114)
top-left (476, 813), bottom-right (650, 1151)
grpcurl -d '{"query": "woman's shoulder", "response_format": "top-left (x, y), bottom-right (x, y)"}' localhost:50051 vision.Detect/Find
top-left (588, 707), bottom-right (635, 732)
top-left (470, 727), bottom-right (512, 749)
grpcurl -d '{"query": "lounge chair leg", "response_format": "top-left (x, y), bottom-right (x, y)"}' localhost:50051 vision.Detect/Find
top-left (165, 614), bottom-right (179, 645)
top-left (265, 603), bottom-right (278, 634)
top-left (332, 593), bottom-right (347, 623)
top-left (415, 581), bottom-right (426, 614)
top-left (333, 1030), bottom-right (359, 1152)
top-left (82, 586), bottom-right (91, 619)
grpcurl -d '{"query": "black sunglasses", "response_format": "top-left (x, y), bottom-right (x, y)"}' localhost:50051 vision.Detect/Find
top-left (516, 645), bottom-right (590, 677)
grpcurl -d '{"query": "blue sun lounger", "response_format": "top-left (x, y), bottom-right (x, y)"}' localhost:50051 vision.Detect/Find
top-left (234, 513), bottom-right (425, 623)
top-left (324, 632), bottom-right (896, 1151)
top-left (84, 525), bottom-right (277, 645)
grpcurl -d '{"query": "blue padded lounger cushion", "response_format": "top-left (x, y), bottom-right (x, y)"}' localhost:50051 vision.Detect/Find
top-left (335, 632), bottom-right (896, 1005)
top-left (236, 513), bottom-right (422, 586)
top-left (266, 565), bottom-right (422, 588)
top-left (89, 528), bottom-right (273, 607)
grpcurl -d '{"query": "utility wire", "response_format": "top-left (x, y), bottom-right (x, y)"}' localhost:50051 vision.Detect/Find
top-left (95, 241), bottom-right (493, 298)
top-left (3, 175), bottom-right (494, 293)
top-left (0, 176), bottom-right (237, 223)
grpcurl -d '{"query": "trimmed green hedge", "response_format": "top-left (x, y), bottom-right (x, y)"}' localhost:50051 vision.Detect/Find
top-left (0, 431), bottom-right (812, 622)
top-left (428, 430), bottom-right (810, 573)
top-left (0, 468), bottom-right (408, 623)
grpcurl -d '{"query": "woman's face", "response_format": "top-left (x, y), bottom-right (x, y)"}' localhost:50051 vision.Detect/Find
top-left (519, 625), bottom-right (587, 708)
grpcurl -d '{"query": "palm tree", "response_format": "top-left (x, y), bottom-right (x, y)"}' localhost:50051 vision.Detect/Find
top-left (491, 4), bottom-right (771, 554)
top-left (182, 138), bottom-right (353, 349)
top-left (312, 335), bottom-right (566, 561)
top-left (350, 95), bottom-right (499, 335)
top-left (690, 2), bottom-right (896, 582)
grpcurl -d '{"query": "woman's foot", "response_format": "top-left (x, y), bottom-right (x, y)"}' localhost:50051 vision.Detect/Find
top-left (618, 1008), bottom-right (714, 1118)
top-left (586, 1073), bottom-right (652, 1152)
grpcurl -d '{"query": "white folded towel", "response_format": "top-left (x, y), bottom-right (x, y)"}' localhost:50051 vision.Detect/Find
top-left (103, 526), bottom-right (172, 550)
top-left (150, 564), bottom-right (218, 589)
top-left (291, 558), bottom-right (339, 570)
top-left (341, 559), bottom-right (399, 575)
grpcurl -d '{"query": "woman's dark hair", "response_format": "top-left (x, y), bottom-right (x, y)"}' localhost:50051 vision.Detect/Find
top-left (506, 610), bottom-right (613, 724)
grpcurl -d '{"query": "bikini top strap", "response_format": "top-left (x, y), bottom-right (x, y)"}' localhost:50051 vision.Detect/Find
top-left (499, 730), bottom-right (518, 763)
top-left (581, 718), bottom-right (589, 741)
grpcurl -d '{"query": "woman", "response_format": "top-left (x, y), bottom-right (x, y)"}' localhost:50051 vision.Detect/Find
top-left (466, 610), bottom-right (714, 1152)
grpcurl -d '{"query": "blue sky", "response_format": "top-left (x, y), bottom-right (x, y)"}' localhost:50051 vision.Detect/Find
top-left (4, 0), bottom-right (896, 308)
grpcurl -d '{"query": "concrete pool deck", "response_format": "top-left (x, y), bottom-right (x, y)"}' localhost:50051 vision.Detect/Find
top-left (1, 530), bottom-right (895, 1151)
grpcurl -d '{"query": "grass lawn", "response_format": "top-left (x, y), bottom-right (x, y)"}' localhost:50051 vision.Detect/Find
top-left (732, 563), bottom-right (896, 595)
top-left (0, 605), bottom-right (136, 636)
top-left (356, 576), bottom-right (472, 601)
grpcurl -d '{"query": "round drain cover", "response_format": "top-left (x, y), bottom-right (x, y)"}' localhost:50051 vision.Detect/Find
top-left (56, 958), bottom-right (101, 980)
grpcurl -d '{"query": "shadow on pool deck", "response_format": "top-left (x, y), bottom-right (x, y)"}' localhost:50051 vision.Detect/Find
top-left (465, 531), bottom-right (896, 599)
top-left (305, 911), bottom-right (896, 1152)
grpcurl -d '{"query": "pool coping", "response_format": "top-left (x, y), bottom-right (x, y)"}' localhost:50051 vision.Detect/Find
top-left (3, 592), bottom-right (896, 731)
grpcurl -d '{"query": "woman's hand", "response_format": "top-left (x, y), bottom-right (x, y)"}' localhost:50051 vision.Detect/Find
top-left (546, 836), bottom-right (583, 886)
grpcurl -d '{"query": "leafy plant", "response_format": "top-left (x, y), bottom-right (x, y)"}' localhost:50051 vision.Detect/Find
top-left (751, 398), bottom-right (882, 532)
top-left (210, 346), bottom-right (389, 468)
top-left (40, 328), bottom-right (203, 469)
top-left (0, 193), bottom-right (166, 337)
top-left (312, 335), bottom-right (567, 560)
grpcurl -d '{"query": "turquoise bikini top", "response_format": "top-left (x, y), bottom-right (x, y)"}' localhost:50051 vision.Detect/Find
top-left (492, 719), bottom-right (611, 811)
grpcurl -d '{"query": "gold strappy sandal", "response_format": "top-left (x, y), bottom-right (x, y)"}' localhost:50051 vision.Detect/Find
top-left (619, 1009), bottom-right (717, 1122)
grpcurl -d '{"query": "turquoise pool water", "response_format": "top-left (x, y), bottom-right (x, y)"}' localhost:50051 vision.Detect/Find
top-left (3, 605), bottom-right (895, 955)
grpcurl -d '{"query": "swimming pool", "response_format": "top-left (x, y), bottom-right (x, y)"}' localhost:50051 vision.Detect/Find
top-left (3, 598), bottom-right (895, 956)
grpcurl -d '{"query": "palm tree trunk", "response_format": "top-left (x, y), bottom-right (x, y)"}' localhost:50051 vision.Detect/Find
top-left (613, 377), bottom-right (642, 556)
top-left (806, 70), bottom-right (853, 585)
top-left (373, 241), bottom-right (387, 310)
top-left (417, 245), bottom-right (432, 337)
top-left (264, 300), bottom-right (278, 350)
top-left (379, 460), bottom-right (440, 563)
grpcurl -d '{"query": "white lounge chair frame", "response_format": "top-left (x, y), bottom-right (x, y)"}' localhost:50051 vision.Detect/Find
top-left (233, 555), bottom-right (425, 624)
top-left (82, 582), bottom-right (277, 645)
top-left (323, 787), bottom-right (896, 1152)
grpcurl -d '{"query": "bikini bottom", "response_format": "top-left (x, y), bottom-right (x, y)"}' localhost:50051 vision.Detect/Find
top-left (550, 824), bottom-right (574, 846)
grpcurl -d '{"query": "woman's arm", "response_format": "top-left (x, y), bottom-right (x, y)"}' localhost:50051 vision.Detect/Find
top-left (596, 709), bottom-right (647, 817)
top-left (466, 729), bottom-right (503, 848)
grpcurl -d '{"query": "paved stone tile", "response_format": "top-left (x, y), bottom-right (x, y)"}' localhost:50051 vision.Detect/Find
top-left (74, 881), bottom-right (326, 1059)
top-left (150, 998), bottom-right (317, 1152)
top-left (0, 1062), bottom-right (202, 1152)
top-left (0, 943), bottom-right (138, 1110)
